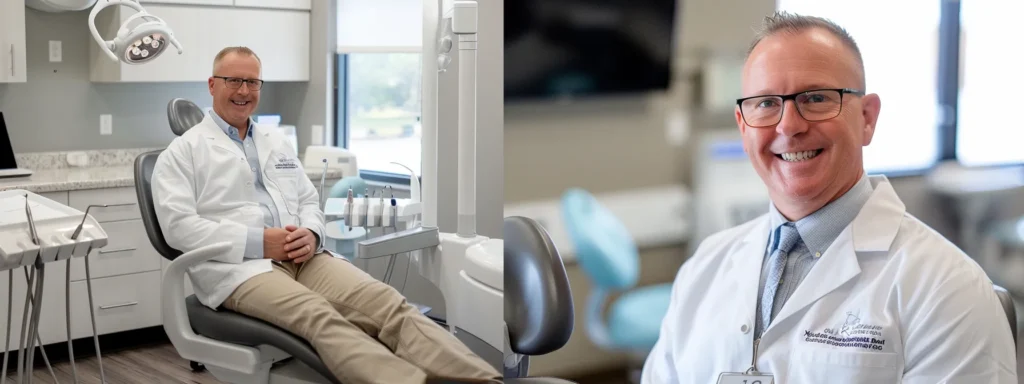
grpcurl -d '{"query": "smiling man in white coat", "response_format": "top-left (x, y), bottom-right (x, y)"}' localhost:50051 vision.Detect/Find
top-left (641, 12), bottom-right (1017, 384)
top-left (151, 46), bottom-right (501, 384)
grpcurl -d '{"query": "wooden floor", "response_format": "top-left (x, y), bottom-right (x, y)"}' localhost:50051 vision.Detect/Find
top-left (7, 343), bottom-right (219, 384)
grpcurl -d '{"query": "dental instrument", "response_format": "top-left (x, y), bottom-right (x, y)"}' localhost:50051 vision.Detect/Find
top-left (319, 159), bottom-right (329, 210)
top-left (68, 204), bottom-right (130, 384)
top-left (345, 188), bottom-right (354, 230)
top-left (0, 191), bottom-right (112, 384)
top-left (363, 189), bottom-right (370, 227)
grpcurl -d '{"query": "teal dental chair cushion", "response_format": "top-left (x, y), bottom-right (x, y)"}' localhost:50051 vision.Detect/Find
top-left (330, 176), bottom-right (369, 198)
top-left (561, 188), bottom-right (639, 290)
top-left (607, 283), bottom-right (673, 350)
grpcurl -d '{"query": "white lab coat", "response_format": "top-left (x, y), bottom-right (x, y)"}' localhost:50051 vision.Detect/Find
top-left (642, 175), bottom-right (1017, 383)
top-left (151, 115), bottom-right (325, 309)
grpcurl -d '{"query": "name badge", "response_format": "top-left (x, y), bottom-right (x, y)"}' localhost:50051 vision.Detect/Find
top-left (717, 372), bottom-right (774, 384)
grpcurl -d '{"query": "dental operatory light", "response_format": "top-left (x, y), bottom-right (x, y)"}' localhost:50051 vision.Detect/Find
top-left (88, 0), bottom-right (183, 64)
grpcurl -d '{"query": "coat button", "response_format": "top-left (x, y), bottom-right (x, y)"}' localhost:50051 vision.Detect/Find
top-left (740, 324), bottom-right (749, 334)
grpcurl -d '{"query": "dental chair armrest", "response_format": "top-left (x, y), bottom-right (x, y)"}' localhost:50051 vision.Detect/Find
top-left (161, 241), bottom-right (263, 375)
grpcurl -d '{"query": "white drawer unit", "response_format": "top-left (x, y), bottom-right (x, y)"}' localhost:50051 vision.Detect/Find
top-left (68, 271), bottom-right (162, 339)
top-left (68, 187), bottom-right (140, 223)
top-left (69, 220), bottom-right (163, 281)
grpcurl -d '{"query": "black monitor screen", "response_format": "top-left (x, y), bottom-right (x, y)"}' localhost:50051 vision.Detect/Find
top-left (0, 112), bottom-right (17, 170)
top-left (504, 0), bottom-right (678, 101)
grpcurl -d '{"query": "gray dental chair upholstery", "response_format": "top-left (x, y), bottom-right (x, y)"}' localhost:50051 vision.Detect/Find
top-left (135, 98), bottom-right (342, 384)
top-left (167, 97), bottom-right (205, 136)
top-left (503, 216), bottom-right (577, 384)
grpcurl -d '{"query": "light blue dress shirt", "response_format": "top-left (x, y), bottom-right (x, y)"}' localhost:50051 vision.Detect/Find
top-left (753, 174), bottom-right (874, 337)
top-left (210, 111), bottom-right (280, 260)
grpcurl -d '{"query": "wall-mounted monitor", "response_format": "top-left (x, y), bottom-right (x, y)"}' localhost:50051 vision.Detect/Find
top-left (504, 0), bottom-right (678, 101)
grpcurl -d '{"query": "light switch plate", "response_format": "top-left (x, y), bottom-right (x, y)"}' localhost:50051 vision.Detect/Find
top-left (100, 114), bottom-right (112, 135)
top-left (48, 41), bottom-right (61, 62)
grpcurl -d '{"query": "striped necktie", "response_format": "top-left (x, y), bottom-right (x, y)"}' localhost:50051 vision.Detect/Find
top-left (759, 223), bottom-right (801, 335)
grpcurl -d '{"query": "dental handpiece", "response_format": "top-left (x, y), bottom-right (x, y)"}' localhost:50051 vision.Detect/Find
top-left (390, 195), bottom-right (398, 229)
top-left (71, 203), bottom-right (134, 240)
top-left (363, 188), bottom-right (370, 226)
top-left (69, 204), bottom-right (124, 384)
top-left (25, 194), bottom-right (39, 246)
top-left (345, 189), bottom-right (354, 230)
top-left (377, 190), bottom-right (385, 228)
top-left (318, 159), bottom-right (328, 210)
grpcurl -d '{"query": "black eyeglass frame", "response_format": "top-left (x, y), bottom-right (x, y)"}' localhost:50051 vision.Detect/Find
top-left (735, 88), bottom-right (865, 127)
top-left (213, 75), bottom-right (265, 91)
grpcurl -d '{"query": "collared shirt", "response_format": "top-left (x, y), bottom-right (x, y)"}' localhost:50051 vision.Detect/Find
top-left (754, 174), bottom-right (874, 337)
top-left (210, 110), bottom-right (280, 259)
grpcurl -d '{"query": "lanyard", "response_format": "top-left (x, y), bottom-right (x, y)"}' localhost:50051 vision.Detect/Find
top-left (745, 337), bottom-right (762, 374)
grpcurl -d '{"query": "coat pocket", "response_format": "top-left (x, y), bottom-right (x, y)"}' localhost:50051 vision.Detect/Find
top-left (787, 346), bottom-right (901, 383)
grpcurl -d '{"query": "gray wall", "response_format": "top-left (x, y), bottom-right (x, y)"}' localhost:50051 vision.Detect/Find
top-left (0, 8), bottom-right (281, 153)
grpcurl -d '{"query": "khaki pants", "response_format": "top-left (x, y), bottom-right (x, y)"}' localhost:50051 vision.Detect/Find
top-left (222, 252), bottom-right (502, 384)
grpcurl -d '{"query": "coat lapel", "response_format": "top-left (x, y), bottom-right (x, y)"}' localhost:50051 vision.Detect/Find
top-left (766, 175), bottom-right (905, 334)
top-left (252, 124), bottom-right (275, 173)
top-left (726, 216), bottom-right (772, 328)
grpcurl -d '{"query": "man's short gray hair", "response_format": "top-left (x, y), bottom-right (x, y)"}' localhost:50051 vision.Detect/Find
top-left (748, 11), bottom-right (866, 88)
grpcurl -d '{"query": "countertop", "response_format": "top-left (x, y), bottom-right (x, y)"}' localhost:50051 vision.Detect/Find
top-left (0, 165), bottom-right (344, 193)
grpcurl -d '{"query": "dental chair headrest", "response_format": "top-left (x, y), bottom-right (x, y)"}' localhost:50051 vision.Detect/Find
top-left (504, 216), bottom-right (575, 356)
top-left (167, 98), bottom-right (205, 136)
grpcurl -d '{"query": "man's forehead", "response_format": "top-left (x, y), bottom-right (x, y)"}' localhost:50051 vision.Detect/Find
top-left (742, 29), bottom-right (860, 94)
top-left (214, 53), bottom-right (260, 75)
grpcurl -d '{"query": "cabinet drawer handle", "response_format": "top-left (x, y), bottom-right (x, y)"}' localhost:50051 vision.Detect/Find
top-left (98, 247), bottom-right (136, 254)
top-left (99, 301), bottom-right (138, 310)
top-left (9, 44), bottom-right (13, 77)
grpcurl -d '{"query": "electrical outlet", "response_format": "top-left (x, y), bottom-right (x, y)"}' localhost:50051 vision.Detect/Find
top-left (311, 125), bottom-right (324, 145)
top-left (100, 114), bottom-right (112, 135)
top-left (48, 41), bottom-right (61, 62)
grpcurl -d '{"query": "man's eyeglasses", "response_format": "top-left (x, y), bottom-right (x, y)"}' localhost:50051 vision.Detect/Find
top-left (213, 76), bottom-right (264, 91)
top-left (736, 88), bottom-right (864, 128)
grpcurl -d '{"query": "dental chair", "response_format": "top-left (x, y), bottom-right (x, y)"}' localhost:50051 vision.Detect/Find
top-left (560, 189), bottom-right (672, 352)
top-left (503, 216), bottom-right (577, 384)
top-left (139, 98), bottom-right (345, 384)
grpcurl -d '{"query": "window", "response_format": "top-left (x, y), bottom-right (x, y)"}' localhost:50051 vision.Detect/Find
top-left (776, 0), bottom-right (943, 174)
top-left (342, 54), bottom-right (423, 178)
top-left (955, 1), bottom-right (1024, 167)
top-left (335, 0), bottom-right (423, 183)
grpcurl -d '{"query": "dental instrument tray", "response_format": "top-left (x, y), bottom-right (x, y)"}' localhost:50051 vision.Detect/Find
top-left (0, 189), bottom-right (109, 271)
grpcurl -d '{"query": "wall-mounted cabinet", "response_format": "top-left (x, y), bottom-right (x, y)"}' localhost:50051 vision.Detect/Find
top-left (90, 4), bottom-right (310, 83)
top-left (0, 0), bottom-right (28, 84)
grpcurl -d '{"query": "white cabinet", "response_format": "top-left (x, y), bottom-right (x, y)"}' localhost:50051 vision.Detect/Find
top-left (0, 0), bottom-right (27, 83)
top-left (90, 5), bottom-right (310, 82)
top-left (234, 0), bottom-right (311, 10)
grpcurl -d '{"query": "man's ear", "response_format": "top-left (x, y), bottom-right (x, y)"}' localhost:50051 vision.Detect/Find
top-left (860, 93), bottom-right (881, 146)
top-left (208, 77), bottom-right (215, 95)
top-left (735, 106), bottom-right (747, 136)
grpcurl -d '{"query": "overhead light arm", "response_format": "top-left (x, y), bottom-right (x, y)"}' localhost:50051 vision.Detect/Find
top-left (89, 0), bottom-right (183, 64)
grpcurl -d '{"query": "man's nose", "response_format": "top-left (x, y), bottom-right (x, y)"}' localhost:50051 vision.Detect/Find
top-left (776, 100), bottom-right (809, 137)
